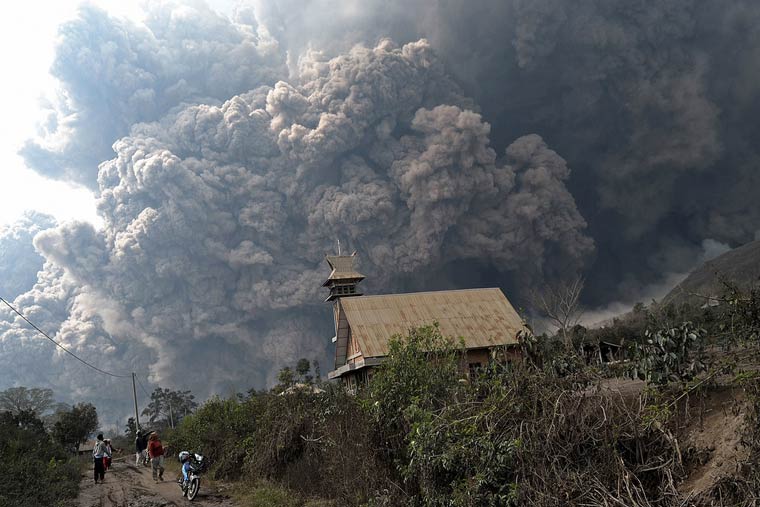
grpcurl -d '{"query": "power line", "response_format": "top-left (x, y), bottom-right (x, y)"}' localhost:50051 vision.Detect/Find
top-left (135, 375), bottom-right (151, 398)
top-left (0, 296), bottom-right (132, 379)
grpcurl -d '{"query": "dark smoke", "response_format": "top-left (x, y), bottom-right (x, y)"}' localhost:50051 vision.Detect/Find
top-left (3, 0), bottom-right (760, 417)
top-left (253, 0), bottom-right (760, 298)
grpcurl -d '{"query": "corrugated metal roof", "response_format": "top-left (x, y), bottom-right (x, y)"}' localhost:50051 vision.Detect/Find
top-left (339, 288), bottom-right (525, 358)
top-left (78, 439), bottom-right (97, 452)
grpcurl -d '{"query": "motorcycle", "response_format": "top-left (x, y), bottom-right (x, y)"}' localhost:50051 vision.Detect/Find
top-left (178, 452), bottom-right (207, 501)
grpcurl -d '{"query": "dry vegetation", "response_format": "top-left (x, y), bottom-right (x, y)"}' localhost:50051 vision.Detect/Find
top-left (169, 283), bottom-right (760, 507)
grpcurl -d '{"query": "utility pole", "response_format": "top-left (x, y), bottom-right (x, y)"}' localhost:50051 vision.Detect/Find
top-left (131, 373), bottom-right (140, 432)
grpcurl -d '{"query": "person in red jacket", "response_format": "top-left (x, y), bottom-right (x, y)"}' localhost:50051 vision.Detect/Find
top-left (147, 432), bottom-right (165, 482)
top-left (103, 439), bottom-right (113, 471)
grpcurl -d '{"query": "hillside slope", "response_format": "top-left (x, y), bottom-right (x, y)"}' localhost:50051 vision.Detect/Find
top-left (664, 239), bottom-right (760, 305)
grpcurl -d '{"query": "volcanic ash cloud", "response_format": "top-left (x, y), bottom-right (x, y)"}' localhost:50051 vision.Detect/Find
top-left (25, 39), bottom-right (592, 396)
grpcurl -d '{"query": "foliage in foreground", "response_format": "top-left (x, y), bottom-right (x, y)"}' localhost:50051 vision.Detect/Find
top-left (170, 285), bottom-right (760, 507)
top-left (0, 410), bottom-right (80, 507)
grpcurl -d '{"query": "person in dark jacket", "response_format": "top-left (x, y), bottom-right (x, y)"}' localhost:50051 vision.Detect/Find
top-left (135, 431), bottom-right (148, 466)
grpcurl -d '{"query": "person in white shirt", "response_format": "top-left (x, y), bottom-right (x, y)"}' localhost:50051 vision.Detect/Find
top-left (92, 434), bottom-right (111, 484)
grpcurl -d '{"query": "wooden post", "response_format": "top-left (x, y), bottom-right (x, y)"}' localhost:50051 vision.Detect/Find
top-left (131, 373), bottom-right (141, 431)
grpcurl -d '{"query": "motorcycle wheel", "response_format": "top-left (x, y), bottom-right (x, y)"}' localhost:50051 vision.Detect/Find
top-left (187, 478), bottom-right (200, 501)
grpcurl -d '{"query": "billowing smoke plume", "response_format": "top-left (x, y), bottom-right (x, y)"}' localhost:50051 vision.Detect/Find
top-left (1, 4), bottom-right (591, 415)
top-left (0, 213), bottom-right (55, 299)
top-left (38, 39), bottom-right (590, 389)
top-left (253, 0), bottom-right (760, 296)
top-left (21, 2), bottom-right (285, 187)
top-left (4, 0), bottom-right (760, 417)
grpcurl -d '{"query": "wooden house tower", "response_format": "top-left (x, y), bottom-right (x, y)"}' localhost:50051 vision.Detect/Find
top-left (322, 253), bottom-right (364, 302)
top-left (323, 252), bottom-right (365, 379)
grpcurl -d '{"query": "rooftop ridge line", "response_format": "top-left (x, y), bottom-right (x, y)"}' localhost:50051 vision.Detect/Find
top-left (340, 287), bottom-right (503, 301)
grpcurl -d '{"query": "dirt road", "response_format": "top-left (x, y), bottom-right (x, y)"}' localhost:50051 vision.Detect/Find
top-left (75, 459), bottom-right (236, 507)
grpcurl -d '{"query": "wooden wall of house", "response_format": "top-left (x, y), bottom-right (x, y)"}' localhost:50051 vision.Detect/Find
top-left (346, 328), bottom-right (364, 364)
top-left (463, 346), bottom-right (522, 377)
top-left (465, 348), bottom-right (490, 366)
top-left (341, 368), bottom-right (370, 393)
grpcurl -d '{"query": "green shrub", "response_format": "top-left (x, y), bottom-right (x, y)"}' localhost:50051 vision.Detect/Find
top-left (0, 411), bottom-right (80, 507)
top-left (233, 480), bottom-right (301, 507)
top-left (631, 322), bottom-right (708, 384)
top-left (243, 387), bottom-right (390, 503)
top-left (170, 395), bottom-right (257, 479)
top-left (366, 329), bottom-right (687, 506)
top-left (170, 386), bottom-right (391, 504)
top-left (367, 324), bottom-right (464, 462)
top-left (169, 319), bottom-right (760, 507)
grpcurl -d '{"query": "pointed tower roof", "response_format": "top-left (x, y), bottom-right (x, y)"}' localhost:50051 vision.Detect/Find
top-left (322, 254), bottom-right (365, 287)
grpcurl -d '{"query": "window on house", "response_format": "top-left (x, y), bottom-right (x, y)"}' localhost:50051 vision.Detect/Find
top-left (335, 285), bottom-right (355, 295)
top-left (468, 362), bottom-right (483, 378)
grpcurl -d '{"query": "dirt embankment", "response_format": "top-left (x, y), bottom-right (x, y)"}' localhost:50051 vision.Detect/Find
top-left (679, 386), bottom-right (749, 499)
top-left (74, 459), bottom-right (236, 507)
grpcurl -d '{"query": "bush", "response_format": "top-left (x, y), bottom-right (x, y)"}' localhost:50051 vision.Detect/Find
top-left (170, 386), bottom-right (392, 504)
top-left (170, 396), bottom-right (257, 479)
top-left (631, 322), bottom-right (708, 385)
top-left (170, 313), bottom-right (760, 507)
top-left (0, 411), bottom-right (80, 507)
top-left (367, 324), bottom-right (464, 466)
top-left (372, 342), bottom-right (685, 506)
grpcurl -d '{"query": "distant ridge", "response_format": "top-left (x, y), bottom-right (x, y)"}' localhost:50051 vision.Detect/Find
top-left (664, 239), bottom-right (760, 305)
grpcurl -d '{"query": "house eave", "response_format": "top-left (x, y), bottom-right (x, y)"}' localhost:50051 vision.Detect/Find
top-left (328, 357), bottom-right (383, 379)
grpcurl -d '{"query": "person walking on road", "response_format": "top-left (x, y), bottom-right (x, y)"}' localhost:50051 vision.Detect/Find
top-left (135, 430), bottom-right (148, 466)
top-left (92, 434), bottom-right (111, 484)
top-left (147, 432), bottom-right (165, 482)
top-left (103, 439), bottom-right (113, 471)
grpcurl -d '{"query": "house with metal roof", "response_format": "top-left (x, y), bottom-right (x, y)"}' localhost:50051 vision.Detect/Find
top-left (77, 439), bottom-right (97, 455)
top-left (323, 254), bottom-right (526, 388)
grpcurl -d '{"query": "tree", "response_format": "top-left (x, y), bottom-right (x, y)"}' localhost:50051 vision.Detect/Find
top-left (1, 409), bottom-right (81, 505)
top-left (275, 358), bottom-right (320, 392)
top-left (142, 387), bottom-right (197, 429)
top-left (0, 387), bottom-right (55, 415)
top-left (125, 417), bottom-right (138, 441)
top-left (276, 367), bottom-right (295, 389)
top-left (41, 402), bottom-right (71, 429)
top-left (296, 358), bottom-right (314, 384)
top-left (52, 403), bottom-right (98, 452)
top-left (2, 409), bottom-right (46, 434)
top-left (531, 275), bottom-right (585, 351)
top-left (296, 358), bottom-right (311, 377)
top-left (369, 324), bottom-right (464, 463)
